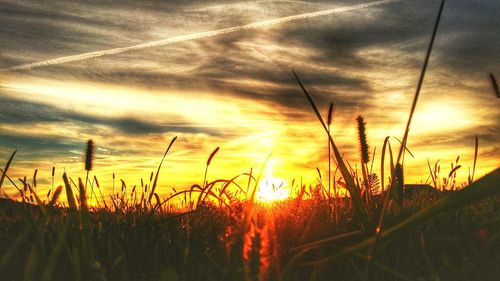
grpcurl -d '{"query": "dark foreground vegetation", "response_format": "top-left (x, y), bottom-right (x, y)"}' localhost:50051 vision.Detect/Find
top-left (0, 175), bottom-right (499, 281)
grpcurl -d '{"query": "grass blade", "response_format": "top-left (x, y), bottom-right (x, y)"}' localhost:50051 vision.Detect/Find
top-left (0, 150), bottom-right (17, 192)
top-left (470, 135), bottom-right (479, 184)
top-left (395, 0), bottom-right (446, 165)
top-left (292, 69), bottom-right (372, 232)
top-left (48, 185), bottom-right (63, 206)
top-left (489, 73), bottom-right (500, 98)
top-left (148, 136), bottom-right (177, 203)
top-left (63, 172), bottom-right (78, 210)
top-left (41, 219), bottom-right (70, 281)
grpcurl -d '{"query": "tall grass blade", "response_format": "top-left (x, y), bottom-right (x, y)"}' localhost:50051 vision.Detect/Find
top-left (396, 0), bottom-right (446, 165)
top-left (63, 172), bottom-right (78, 210)
top-left (292, 69), bottom-right (372, 232)
top-left (489, 73), bottom-right (500, 98)
top-left (0, 226), bottom-right (32, 271)
top-left (78, 177), bottom-right (93, 260)
top-left (148, 136), bottom-right (177, 203)
top-left (48, 185), bottom-right (63, 206)
top-left (41, 219), bottom-right (70, 281)
top-left (26, 183), bottom-right (44, 209)
top-left (392, 164), bottom-right (404, 211)
top-left (380, 137), bottom-right (394, 193)
top-left (23, 242), bottom-right (39, 281)
top-left (0, 150), bottom-right (16, 192)
top-left (327, 102), bottom-right (334, 206)
top-left (0, 168), bottom-right (21, 193)
top-left (369, 0), bottom-right (446, 272)
top-left (197, 147), bottom-right (221, 207)
top-left (33, 169), bottom-right (37, 191)
top-left (470, 135), bottom-right (478, 184)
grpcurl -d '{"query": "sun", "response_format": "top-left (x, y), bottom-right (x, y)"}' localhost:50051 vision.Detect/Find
top-left (256, 176), bottom-right (290, 203)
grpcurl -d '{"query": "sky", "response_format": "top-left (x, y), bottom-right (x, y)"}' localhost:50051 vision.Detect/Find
top-left (0, 0), bottom-right (499, 199)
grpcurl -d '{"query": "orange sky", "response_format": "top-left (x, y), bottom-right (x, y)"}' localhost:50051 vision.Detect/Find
top-left (0, 0), bottom-right (499, 200)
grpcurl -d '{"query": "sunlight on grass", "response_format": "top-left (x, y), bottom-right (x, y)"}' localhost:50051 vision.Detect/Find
top-left (256, 176), bottom-right (290, 203)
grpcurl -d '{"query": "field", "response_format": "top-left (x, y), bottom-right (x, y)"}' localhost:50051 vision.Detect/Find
top-left (1, 1), bottom-right (500, 280)
top-left (0, 155), bottom-right (499, 281)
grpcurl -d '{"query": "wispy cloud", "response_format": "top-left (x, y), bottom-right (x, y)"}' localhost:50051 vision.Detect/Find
top-left (2, 0), bottom-right (399, 71)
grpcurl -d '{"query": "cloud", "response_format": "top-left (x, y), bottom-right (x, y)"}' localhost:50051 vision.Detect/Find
top-left (0, 132), bottom-right (82, 160)
top-left (2, 0), bottom-right (400, 71)
top-left (0, 95), bottom-right (209, 135)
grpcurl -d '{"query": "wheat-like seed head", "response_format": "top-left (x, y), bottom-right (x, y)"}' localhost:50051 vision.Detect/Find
top-left (327, 102), bottom-right (334, 126)
top-left (207, 147), bottom-right (220, 166)
top-left (85, 139), bottom-right (94, 171)
top-left (356, 116), bottom-right (369, 164)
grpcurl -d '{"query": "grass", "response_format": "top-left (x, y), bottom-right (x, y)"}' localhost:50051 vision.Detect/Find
top-left (0, 168), bottom-right (498, 281)
top-left (1, 0), bottom-right (500, 280)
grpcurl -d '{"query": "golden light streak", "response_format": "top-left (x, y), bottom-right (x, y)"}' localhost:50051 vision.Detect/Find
top-left (1, 78), bottom-right (279, 129)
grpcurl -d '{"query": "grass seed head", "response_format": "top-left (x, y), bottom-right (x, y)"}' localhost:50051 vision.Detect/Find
top-left (207, 147), bottom-right (220, 166)
top-left (85, 139), bottom-right (94, 171)
top-left (356, 116), bottom-right (370, 164)
top-left (327, 102), bottom-right (334, 126)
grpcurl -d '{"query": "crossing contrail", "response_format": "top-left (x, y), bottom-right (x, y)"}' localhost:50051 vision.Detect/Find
top-left (2, 0), bottom-right (400, 72)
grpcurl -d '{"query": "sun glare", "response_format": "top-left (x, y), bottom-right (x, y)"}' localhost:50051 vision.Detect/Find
top-left (256, 176), bottom-right (290, 203)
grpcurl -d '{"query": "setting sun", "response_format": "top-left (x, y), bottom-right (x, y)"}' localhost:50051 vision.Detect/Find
top-left (256, 176), bottom-right (291, 203)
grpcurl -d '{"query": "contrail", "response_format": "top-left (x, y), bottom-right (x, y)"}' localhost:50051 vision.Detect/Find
top-left (3, 0), bottom-right (400, 72)
top-left (186, 0), bottom-right (326, 12)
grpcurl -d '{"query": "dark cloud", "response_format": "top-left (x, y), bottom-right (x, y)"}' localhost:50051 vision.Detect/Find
top-left (0, 95), bottom-right (209, 135)
top-left (3, 0), bottom-right (498, 118)
top-left (0, 132), bottom-right (82, 159)
top-left (407, 125), bottom-right (500, 157)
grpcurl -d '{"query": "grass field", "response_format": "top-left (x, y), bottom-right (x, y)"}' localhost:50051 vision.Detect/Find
top-left (0, 163), bottom-right (499, 281)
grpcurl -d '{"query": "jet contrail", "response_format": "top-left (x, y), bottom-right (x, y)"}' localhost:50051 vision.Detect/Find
top-left (186, 0), bottom-right (326, 12)
top-left (3, 0), bottom-right (400, 72)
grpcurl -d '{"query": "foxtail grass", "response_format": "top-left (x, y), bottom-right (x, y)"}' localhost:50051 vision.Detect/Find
top-left (357, 116), bottom-right (370, 165)
top-left (197, 146), bottom-right (220, 207)
top-left (85, 139), bottom-right (94, 205)
top-left (357, 115), bottom-right (372, 207)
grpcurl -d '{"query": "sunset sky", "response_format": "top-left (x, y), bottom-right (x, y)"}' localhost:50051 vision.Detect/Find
top-left (0, 0), bottom-right (499, 198)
